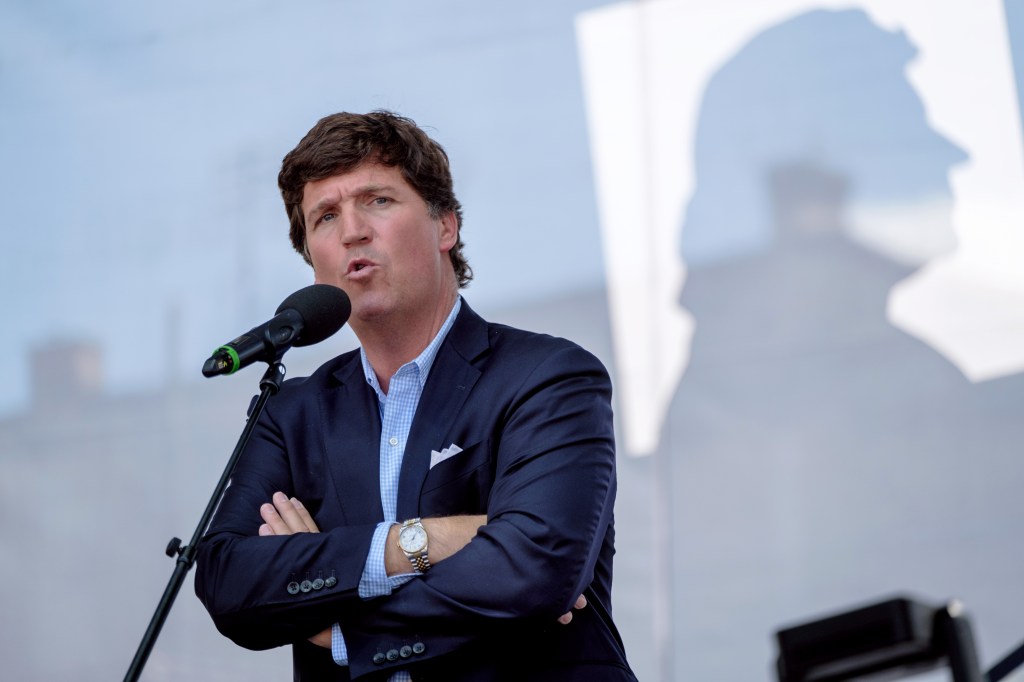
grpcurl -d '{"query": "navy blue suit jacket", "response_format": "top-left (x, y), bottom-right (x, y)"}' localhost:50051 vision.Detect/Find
top-left (195, 302), bottom-right (635, 681)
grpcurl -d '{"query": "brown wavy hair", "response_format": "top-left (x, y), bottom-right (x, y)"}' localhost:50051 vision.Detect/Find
top-left (278, 110), bottom-right (471, 287)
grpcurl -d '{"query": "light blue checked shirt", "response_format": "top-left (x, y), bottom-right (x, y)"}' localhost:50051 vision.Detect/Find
top-left (330, 297), bottom-right (462, 680)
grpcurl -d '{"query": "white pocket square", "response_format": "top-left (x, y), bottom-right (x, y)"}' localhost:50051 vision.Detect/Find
top-left (429, 443), bottom-right (464, 469)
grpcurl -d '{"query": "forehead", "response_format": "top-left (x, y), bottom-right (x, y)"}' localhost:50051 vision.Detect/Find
top-left (301, 163), bottom-right (413, 212)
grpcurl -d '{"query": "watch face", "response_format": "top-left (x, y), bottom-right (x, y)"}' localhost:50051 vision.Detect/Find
top-left (399, 524), bottom-right (427, 553)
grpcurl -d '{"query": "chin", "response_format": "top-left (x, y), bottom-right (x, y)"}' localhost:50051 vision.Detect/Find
top-left (349, 297), bottom-right (393, 324)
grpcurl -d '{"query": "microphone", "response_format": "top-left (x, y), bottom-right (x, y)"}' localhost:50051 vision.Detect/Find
top-left (202, 284), bottom-right (351, 377)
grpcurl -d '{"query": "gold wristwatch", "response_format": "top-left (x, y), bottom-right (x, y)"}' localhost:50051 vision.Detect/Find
top-left (397, 518), bottom-right (431, 572)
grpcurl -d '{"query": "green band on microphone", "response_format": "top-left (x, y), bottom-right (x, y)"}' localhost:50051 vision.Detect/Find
top-left (218, 345), bottom-right (241, 374)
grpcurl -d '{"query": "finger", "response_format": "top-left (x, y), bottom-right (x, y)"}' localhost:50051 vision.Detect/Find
top-left (291, 497), bottom-right (320, 533)
top-left (558, 612), bottom-right (573, 625)
top-left (308, 627), bottom-right (332, 648)
top-left (574, 594), bottom-right (588, 610)
top-left (260, 501), bottom-right (292, 535)
top-left (272, 491), bottom-right (311, 533)
top-left (258, 523), bottom-right (273, 536)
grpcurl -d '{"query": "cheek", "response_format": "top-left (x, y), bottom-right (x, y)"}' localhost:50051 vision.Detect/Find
top-left (308, 246), bottom-right (339, 283)
top-left (396, 242), bottom-right (434, 276)
top-left (306, 236), bottom-right (332, 265)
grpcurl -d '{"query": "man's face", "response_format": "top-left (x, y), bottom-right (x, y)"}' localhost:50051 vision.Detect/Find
top-left (302, 162), bottom-right (458, 328)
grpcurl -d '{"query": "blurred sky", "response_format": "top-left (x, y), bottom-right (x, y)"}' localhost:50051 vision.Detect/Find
top-left (0, 0), bottom-right (617, 414)
top-left (2, 0), bottom-right (1023, 412)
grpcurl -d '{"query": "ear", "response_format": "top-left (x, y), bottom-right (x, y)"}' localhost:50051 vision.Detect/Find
top-left (437, 211), bottom-right (458, 253)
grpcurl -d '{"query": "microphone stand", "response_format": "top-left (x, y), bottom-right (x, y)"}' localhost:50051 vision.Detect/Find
top-left (123, 360), bottom-right (287, 682)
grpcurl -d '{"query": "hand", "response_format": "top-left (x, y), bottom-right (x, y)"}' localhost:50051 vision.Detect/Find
top-left (255, 493), bottom-right (330, 647)
top-left (557, 594), bottom-right (588, 625)
top-left (308, 628), bottom-right (332, 649)
top-left (258, 492), bottom-right (320, 536)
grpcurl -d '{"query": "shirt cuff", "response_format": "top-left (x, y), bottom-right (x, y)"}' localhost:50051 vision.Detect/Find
top-left (359, 521), bottom-right (418, 598)
top-left (331, 622), bottom-right (348, 666)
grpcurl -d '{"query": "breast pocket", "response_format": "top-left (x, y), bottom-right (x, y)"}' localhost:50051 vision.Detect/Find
top-left (419, 438), bottom-right (494, 516)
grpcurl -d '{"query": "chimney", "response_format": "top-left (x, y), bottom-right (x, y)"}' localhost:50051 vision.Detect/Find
top-left (30, 339), bottom-right (104, 408)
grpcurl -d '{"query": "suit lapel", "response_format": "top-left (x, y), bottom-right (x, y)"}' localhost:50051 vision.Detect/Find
top-left (319, 353), bottom-right (385, 524)
top-left (395, 303), bottom-right (489, 519)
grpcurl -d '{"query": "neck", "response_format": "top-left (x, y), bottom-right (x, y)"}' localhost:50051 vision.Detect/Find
top-left (682, 236), bottom-right (914, 360)
top-left (356, 287), bottom-right (459, 392)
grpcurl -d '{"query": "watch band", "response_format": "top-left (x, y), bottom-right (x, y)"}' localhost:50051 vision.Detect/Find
top-left (409, 551), bottom-right (432, 573)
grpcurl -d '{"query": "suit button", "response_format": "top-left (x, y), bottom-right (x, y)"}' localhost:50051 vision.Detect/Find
top-left (312, 578), bottom-right (325, 590)
top-left (399, 645), bottom-right (412, 658)
top-left (386, 649), bottom-right (400, 662)
top-left (286, 582), bottom-right (300, 595)
top-left (324, 576), bottom-right (338, 588)
top-left (412, 642), bottom-right (426, 655)
top-left (372, 652), bottom-right (386, 665)
top-left (300, 580), bottom-right (313, 593)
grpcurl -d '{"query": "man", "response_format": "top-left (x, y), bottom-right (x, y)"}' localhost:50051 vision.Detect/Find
top-left (195, 111), bottom-right (635, 681)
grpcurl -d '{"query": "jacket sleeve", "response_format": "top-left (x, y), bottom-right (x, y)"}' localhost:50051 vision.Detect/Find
top-left (193, 381), bottom-right (380, 651)
top-left (337, 344), bottom-right (618, 678)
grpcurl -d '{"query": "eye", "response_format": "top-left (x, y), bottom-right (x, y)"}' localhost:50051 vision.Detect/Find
top-left (315, 212), bottom-right (336, 226)
top-left (371, 196), bottom-right (391, 206)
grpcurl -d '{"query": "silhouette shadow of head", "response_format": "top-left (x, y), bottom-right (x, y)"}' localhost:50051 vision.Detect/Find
top-left (680, 8), bottom-right (968, 274)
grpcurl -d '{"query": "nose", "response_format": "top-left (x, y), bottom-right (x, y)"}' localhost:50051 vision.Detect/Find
top-left (927, 126), bottom-right (969, 170)
top-left (941, 136), bottom-right (969, 169)
top-left (339, 210), bottom-right (372, 247)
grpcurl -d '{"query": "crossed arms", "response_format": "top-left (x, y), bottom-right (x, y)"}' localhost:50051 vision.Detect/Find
top-left (195, 338), bottom-right (617, 677)
top-left (257, 494), bottom-right (587, 649)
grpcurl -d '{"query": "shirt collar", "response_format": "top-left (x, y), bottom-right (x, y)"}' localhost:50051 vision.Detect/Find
top-left (360, 297), bottom-right (463, 394)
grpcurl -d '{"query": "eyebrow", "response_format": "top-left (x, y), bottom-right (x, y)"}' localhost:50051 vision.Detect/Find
top-left (305, 184), bottom-right (397, 223)
top-left (355, 183), bottom-right (398, 201)
top-left (306, 197), bottom-right (337, 224)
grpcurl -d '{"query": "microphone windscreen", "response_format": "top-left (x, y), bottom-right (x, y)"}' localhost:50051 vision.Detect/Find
top-left (276, 284), bottom-right (351, 347)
